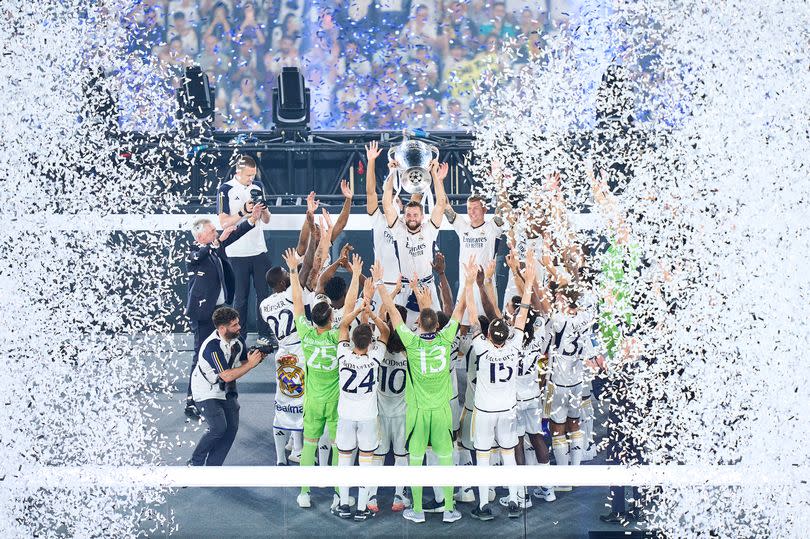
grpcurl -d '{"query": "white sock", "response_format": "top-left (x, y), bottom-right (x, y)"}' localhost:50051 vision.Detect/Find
top-left (394, 454), bottom-right (408, 497)
top-left (369, 453), bottom-right (385, 498)
top-left (552, 434), bottom-right (569, 466)
top-left (569, 431), bottom-right (584, 466)
top-left (358, 454), bottom-right (373, 510)
top-left (501, 448), bottom-right (518, 503)
top-left (452, 442), bottom-right (460, 465)
top-left (582, 400), bottom-right (594, 452)
top-left (476, 450), bottom-right (490, 509)
top-left (292, 431), bottom-right (303, 454)
top-left (426, 449), bottom-right (444, 503)
top-left (273, 428), bottom-right (290, 465)
top-left (318, 433), bottom-right (331, 466)
top-left (490, 450), bottom-right (502, 466)
top-left (458, 447), bottom-right (472, 494)
top-left (338, 452), bottom-right (353, 507)
top-left (539, 460), bottom-right (554, 491)
top-left (524, 438), bottom-right (538, 465)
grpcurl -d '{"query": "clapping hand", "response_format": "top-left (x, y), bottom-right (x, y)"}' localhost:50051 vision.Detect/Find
top-left (219, 225), bottom-right (237, 242)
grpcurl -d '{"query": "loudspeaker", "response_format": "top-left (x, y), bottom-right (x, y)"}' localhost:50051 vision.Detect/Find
top-left (272, 67), bottom-right (310, 128)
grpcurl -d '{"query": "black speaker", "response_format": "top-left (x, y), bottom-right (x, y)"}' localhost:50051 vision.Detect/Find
top-left (272, 67), bottom-right (310, 128)
top-left (178, 65), bottom-right (215, 120)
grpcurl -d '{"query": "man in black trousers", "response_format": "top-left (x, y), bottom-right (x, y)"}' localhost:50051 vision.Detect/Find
top-left (184, 204), bottom-right (263, 418)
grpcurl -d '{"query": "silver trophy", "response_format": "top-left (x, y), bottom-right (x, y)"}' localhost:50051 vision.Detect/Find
top-left (388, 137), bottom-right (439, 194)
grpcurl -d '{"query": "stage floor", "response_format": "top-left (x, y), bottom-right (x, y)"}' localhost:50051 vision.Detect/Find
top-left (144, 384), bottom-right (649, 538)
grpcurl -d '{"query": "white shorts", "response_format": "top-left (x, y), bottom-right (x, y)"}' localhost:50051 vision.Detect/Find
top-left (336, 417), bottom-right (379, 453)
top-left (580, 394), bottom-right (595, 422)
top-left (516, 397), bottom-right (543, 436)
top-left (450, 396), bottom-right (461, 432)
top-left (545, 382), bottom-right (583, 424)
top-left (377, 414), bottom-right (407, 456)
top-left (459, 407), bottom-right (475, 451)
top-left (472, 408), bottom-right (519, 451)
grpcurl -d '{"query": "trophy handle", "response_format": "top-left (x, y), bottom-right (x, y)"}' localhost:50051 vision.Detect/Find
top-left (387, 147), bottom-right (397, 162)
top-left (430, 145), bottom-right (439, 159)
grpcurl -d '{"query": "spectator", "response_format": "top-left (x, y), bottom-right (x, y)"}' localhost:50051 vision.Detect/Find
top-left (438, 0), bottom-right (476, 50)
top-left (479, 1), bottom-right (519, 38)
top-left (370, 31), bottom-right (405, 74)
top-left (443, 42), bottom-right (467, 86)
top-left (169, 0), bottom-right (201, 28)
top-left (340, 101), bottom-right (367, 130)
top-left (235, 1), bottom-right (266, 46)
top-left (202, 2), bottom-right (233, 44)
top-left (198, 34), bottom-right (231, 84)
top-left (441, 98), bottom-right (471, 128)
top-left (264, 35), bottom-right (302, 79)
top-left (229, 37), bottom-right (259, 84)
top-left (399, 3), bottom-right (439, 56)
top-left (336, 73), bottom-right (368, 113)
top-left (230, 77), bottom-right (265, 130)
top-left (306, 64), bottom-right (338, 128)
top-left (213, 87), bottom-right (233, 130)
top-left (272, 12), bottom-right (303, 50)
top-left (405, 45), bottom-right (439, 87)
top-left (516, 6), bottom-right (541, 36)
top-left (411, 75), bottom-right (443, 116)
top-left (168, 12), bottom-right (201, 57)
top-left (467, 0), bottom-right (492, 31)
top-left (338, 40), bottom-right (372, 79)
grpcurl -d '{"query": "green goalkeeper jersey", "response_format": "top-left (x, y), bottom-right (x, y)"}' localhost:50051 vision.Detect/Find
top-left (295, 314), bottom-right (340, 402)
top-left (396, 320), bottom-right (459, 411)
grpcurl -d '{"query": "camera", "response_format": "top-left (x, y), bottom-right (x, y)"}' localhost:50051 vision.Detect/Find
top-left (250, 187), bottom-right (267, 207)
top-left (249, 336), bottom-right (277, 355)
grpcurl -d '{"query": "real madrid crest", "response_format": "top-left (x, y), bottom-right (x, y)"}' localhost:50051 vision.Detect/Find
top-left (276, 354), bottom-right (304, 398)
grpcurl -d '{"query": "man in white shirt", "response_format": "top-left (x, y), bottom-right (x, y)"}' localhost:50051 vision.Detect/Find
top-left (382, 160), bottom-right (449, 324)
top-left (466, 255), bottom-right (536, 521)
top-left (444, 195), bottom-right (505, 329)
top-left (216, 155), bottom-right (272, 340)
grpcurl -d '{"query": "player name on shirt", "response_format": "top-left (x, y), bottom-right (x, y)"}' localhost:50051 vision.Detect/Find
top-left (260, 289), bottom-right (296, 342)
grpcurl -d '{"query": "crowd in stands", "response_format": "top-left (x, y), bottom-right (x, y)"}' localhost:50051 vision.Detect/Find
top-left (124, 0), bottom-right (578, 131)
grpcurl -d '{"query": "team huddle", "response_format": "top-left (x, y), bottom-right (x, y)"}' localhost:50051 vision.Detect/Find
top-left (251, 142), bottom-right (605, 524)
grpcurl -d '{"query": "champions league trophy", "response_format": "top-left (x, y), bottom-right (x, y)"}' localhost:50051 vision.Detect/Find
top-left (387, 131), bottom-right (439, 194)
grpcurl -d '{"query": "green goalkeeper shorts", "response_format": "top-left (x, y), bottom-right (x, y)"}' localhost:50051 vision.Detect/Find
top-left (303, 397), bottom-right (338, 441)
top-left (405, 404), bottom-right (454, 458)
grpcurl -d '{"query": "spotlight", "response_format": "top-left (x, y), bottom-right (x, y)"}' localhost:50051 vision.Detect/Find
top-left (272, 67), bottom-right (311, 131)
top-left (177, 65), bottom-right (215, 120)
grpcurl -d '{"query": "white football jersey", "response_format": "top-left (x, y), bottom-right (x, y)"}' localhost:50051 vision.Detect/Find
top-left (391, 217), bottom-right (439, 280)
top-left (377, 349), bottom-right (407, 417)
top-left (516, 318), bottom-right (546, 401)
top-left (543, 312), bottom-right (598, 387)
top-left (259, 289), bottom-right (297, 343)
top-left (472, 328), bottom-right (523, 413)
top-left (371, 208), bottom-right (401, 283)
top-left (449, 332), bottom-right (460, 400)
top-left (451, 216), bottom-right (503, 275)
top-left (337, 341), bottom-right (385, 421)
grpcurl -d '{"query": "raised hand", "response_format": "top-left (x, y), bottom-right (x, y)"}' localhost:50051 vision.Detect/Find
top-left (219, 225), bottom-right (237, 242)
top-left (362, 275), bottom-right (374, 301)
top-left (435, 162), bottom-right (449, 182)
top-left (462, 255), bottom-right (477, 285)
top-left (306, 191), bottom-right (319, 214)
top-left (338, 243), bottom-right (353, 265)
top-left (282, 247), bottom-right (300, 271)
top-left (365, 141), bottom-right (382, 161)
top-left (524, 249), bottom-right (537, 283)
top-left (320, 208), bottom-right (333, 237)
top-left (340, 179), bottom-right (353, 199)
top-left (349, 253), bottom-right (363, 274)
top-left (371, 260), bottom-right (384, 282)
top-left (432, 251), bottom-right (446, 274)
top-left (476, 265), bottom-right (486, 287)
top-left (484, 259), bottom-right (496, 281)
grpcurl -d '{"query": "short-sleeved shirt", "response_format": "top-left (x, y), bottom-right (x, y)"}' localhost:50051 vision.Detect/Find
top-left (294, 314), bottom-right (341, 403)
top-left (259, 289), bottom-right (296, 343)
top-left (191, 330), bottom-right (246, 402)
top-left (472, 328), bottom-right (523, 413)
top-left (543, 313), bottom-right (598, 387)
top-left (217, 178), bottom-right (268, 258)
top-left (391, 217), bottom-right (439, 280)
top-left (377, 349), bottom-right (408, 417)
top-left (460, 334), bottom-right (478, 410)
top-left (450, 216), bottom-right (503, 277)
top-left (337, 341), bottom-right (385, 421)
top-left (516, 318), bottom-right (546, 401)
top-left (371, 208), bottom-right (401, 283)
top-left (397, 319), bottom-right (460, 410)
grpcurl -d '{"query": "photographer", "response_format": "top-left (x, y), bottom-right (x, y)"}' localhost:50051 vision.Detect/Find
top-left (188, 307), bottom-right (267, 467)
top-left (184, 203), bottom-right (263, 419)
top-left (217, 154), bottom-right (272, 341)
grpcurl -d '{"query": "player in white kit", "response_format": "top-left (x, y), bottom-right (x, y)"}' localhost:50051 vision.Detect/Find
top-left (382, 160), bottom-right (448, 325)
top-left (333, 293), bottom-right (389, 521)
top-left (443, 195), bottom-right (505, 328)
top-left (468, 255), bottom-right (537, 521)
top-left (543, 286), bottom-right (599, 491)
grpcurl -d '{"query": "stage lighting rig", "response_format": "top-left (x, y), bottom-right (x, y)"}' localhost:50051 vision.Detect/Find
top-left (176, 65), bottom-right (215, 121)
top-left (272, 66), bottom-right (311, 141)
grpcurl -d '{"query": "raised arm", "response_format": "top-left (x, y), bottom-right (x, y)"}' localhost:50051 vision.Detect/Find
top-left (339, 299), bottom-right (366, 342)
top-left (382, 170), bottom-right (398, 227)
top-left (367, 304), bottom-right (390, 344)
top-left (432, 252), bottom-right (453, 316)
top-left (365, 141), bottom-right (382, 215)
top-left (514, 252), bottom-right (537, 332)
top-left (330, 180), bottom-right (353, 241)
top-left (372, 260), bottom-right (404, 329)
top-left (476, 263), bottom-right (501, 320)
top-left (465, 275), bottom-right (481, 336)
top-left (506, 248), bottom-right (526, 295)
top-left (283, 248), bottom-right (305, 318)
top-left (344, 253), bottom-right (363, 312)
top-left (296, 191), bottom-right (318, 256)
top-left (299, 212), bottom-right (319, 287)
top-left (317, 242), bottom-right (351, 294)
top-left (452, 255), bottom-right (476, 323)
top-left (429, 161), bottom-right (449, 228)
top-left (308, 212), bottom-right (332, 291)
top-left (410, 275), bottom-right (434, 312)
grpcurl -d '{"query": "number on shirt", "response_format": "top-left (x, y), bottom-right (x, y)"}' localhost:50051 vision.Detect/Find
top-left (341, 367), bottom-right (375, 394)
top-left (379, 365), bottom-right (406, 394)
top-left (489, 362), bottom-right (514, 384)
top-left (418, 345), bottom-right (447, 374)
top-left (266, 308), bottom-right (294, 341)
top-left (307, 346), bottom-right (337, 370)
